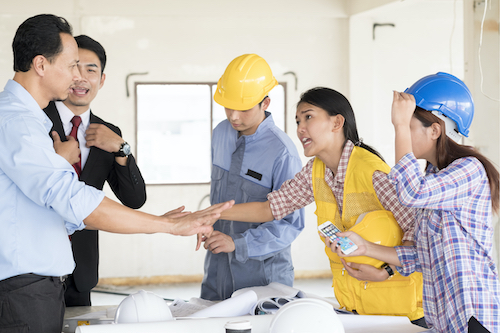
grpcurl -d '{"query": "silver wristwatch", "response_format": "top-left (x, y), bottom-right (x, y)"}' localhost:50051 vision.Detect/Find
top-left (114, 141), bottom-right (131, 157)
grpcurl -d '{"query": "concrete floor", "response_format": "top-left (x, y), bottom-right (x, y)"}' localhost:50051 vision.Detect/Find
top-left (91, 278), bottom-right (334, 306)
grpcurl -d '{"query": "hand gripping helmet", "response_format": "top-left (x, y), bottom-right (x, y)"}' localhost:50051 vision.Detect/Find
top-left (345, 210), bottom-right (403, 268)
top-left (214, 54), bottom-right (278, 111)
top-left (404, 72), bottom-right (474, 143)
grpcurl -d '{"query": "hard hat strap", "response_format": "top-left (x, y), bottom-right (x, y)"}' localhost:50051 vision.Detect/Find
top-left (431, 111), bottom-right (462, 143)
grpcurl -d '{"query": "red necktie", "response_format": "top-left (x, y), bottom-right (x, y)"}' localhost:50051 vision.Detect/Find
top-left (68, 116), bottom-right (82, 241)
top-left (69, 116), bottom-right (82, 176)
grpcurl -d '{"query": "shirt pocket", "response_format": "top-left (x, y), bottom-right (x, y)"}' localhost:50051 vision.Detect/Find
top-left (241, 180), bottom-right (270, 202)
top-left (210, 166), bottom-right (226, 204)
top-left (424, 209), bottom-right (443, 239)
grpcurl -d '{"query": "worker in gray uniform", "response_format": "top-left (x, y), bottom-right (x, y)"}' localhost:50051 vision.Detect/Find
top-left (199, 54), bottom-right (304, 300)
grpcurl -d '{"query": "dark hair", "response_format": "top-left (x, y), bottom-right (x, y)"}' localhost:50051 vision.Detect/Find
top-left (298, 87), bottom-right (384, 161)
top-left (258, 96), bottom-right (269, 107)
top-left (13, 14), bottom-right (73, 72)
top-left (414, 107), bottom-right (499, 214)
top-left (74, 35), bottom-right (107, 73)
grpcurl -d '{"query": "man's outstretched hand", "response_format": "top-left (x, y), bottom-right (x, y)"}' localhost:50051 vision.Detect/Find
top-left (163, 200), bottom-right (235, 236)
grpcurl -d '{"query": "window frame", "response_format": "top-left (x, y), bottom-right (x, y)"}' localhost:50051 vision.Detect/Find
top-left (134, 81), bottom-right (287, 186)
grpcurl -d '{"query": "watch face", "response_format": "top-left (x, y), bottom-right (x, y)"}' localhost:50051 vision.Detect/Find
top-left (122, 143), bottom-right (131, 155)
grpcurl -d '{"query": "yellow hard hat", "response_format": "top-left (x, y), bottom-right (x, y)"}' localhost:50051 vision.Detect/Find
top-left (345, 210), bottom-right (403, 268)
top-left (214, 54), bottom-right (278, 111)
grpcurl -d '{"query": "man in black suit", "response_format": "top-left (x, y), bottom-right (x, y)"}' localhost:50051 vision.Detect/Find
top-left (44, 35), bottom-right (147, 307)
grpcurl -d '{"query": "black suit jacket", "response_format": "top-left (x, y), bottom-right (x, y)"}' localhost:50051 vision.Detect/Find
top-left (44, 101), bottom-right (147, 292)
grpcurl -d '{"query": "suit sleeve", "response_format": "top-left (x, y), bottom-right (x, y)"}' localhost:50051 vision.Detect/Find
top-left (106, 127), bottom-right (146, 209)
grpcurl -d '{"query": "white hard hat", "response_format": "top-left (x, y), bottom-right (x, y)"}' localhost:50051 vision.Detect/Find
top-left (114, 290), bottom-right (174, 324)
top-left (269, 298), bottom-right (344, 333)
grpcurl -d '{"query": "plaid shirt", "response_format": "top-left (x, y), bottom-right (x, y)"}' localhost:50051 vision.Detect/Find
top-left (268, 140), bottom-right (415, 241)
top-left (390, 153), bottom-right (500, 333)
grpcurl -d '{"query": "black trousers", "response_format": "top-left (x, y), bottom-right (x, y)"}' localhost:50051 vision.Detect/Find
top-left (64, 274), bottom-right (91, 307)
top-left (0, 274), bottom-right (65, 333)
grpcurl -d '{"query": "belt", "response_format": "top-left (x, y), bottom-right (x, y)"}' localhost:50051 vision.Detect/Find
top-left (57, 275), bottom-right (69, 283)
top-left (46, 275), bottom-right (68, 283)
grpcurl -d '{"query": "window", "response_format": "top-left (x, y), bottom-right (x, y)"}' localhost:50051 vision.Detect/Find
top-left (136, 82), bottom-right (286, 184)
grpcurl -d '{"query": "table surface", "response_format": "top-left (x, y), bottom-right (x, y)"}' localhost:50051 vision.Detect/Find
top-left (65, 305), bottom-right (430, 333)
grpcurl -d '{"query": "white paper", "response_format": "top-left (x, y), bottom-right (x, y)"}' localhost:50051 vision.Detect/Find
top-left (232, 281), bottom-right (304, 300)
top-left (187, 290), bottom-right (258, 318)
top-left (232, 282), bottom-right (303, 315)
top-left (169, 298), bottom-right (215, 317)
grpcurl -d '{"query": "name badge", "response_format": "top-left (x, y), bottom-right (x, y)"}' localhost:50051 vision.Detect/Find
top-left (246, 169), bottom-right (262, 181)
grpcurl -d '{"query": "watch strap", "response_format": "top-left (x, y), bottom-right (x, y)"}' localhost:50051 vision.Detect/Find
top-left (114, 141), bottom-right (131, 157)
top-left (381, 263), bottom-right (395, 280)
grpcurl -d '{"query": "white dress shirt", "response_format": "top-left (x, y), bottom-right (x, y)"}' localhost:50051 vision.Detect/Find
top-left (55, 101), bottom-right (91, 168)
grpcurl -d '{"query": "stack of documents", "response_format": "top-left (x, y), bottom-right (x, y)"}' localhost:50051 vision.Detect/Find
top-left (168, 282), bottom-right (344, 318)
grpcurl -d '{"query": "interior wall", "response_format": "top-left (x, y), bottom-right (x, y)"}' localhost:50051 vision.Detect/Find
top-left (2, 0), bottom-right (495, 285)
top-left (0, 0), bottom-right (350, 283)
top-left (464, 0), bottom-right (500, 264)
top-left (349, 0), bottom-right (464, 167)
top-left (350, 0), bottom-right (500, 269)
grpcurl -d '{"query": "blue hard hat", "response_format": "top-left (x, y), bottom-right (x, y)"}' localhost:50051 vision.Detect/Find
top-left (404, 72), bottom-right (474, 137)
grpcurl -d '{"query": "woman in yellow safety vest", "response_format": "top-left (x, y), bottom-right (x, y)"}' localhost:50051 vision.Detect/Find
top-left (215, 87), bottom-right (426, 327)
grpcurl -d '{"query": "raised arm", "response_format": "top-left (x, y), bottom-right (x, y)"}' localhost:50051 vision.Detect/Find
top-left (391, 91), bottom-right (415, 163)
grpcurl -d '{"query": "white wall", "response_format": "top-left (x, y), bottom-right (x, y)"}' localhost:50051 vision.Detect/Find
top-left (464, 0), bottom-right (500, 265)
top-left (89, 0), bottom-right (350, 281)
top-left (1, 0), bottom-right (495, 285)
top-left (350, 0), bottom-right (500, 268)
top-left (0, 0), bottom-right (350, 283)
top-left (349, 0), bottom-right (464, 167)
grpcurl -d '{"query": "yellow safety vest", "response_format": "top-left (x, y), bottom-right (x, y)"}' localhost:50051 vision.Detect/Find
top-left (312, 146), bottom-right (424, 320)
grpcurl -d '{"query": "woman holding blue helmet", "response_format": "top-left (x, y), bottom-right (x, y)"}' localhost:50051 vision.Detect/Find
top-left (332, 72), bottom-right (500, 332)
